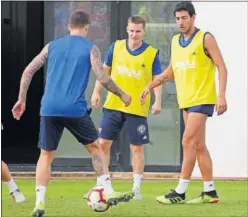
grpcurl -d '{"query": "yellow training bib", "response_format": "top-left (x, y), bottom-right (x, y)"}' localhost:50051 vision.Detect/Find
top-left (171, 30), bottom-right (217, 109)
top-left (103, 40), bottom-right (157, 117)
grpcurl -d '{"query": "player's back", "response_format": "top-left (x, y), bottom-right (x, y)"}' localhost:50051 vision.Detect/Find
top-left (41, 35), bottom-right (94, 117)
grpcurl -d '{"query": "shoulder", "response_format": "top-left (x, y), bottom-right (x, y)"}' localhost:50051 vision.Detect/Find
top-left (203, 31), bottom-right (215, 42)
top-left (202, 31), bottom-right (217, 50)
top-left (114, 39), bottom-right (126, 47)
top-left (172, 33), bottom-right (181, 41)
top-left (144, 41), bottom-right (159, 55)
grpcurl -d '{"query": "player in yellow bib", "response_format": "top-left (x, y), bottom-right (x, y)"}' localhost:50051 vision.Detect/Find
top-left (141, 2), bottom-right (228, 204)
top-left (91, 16), bottom-right (162, 199)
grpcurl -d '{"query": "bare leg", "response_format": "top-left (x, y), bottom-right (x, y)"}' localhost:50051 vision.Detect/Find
top-left (181, 113), bottom-right (207, 179)
top-left (196, 124), bottom-right (213, 181)
top-left (95, 138), bottom-right (113, 186)
top-left (2, 161), bottom-right (12, 182)
top-left (99, 139), bottom-right (113, 169)
top-left (35, 150), bottom-right (55, 206)
top-left (2, 161), bottom-right (26, 202)
top-left (130, 144), bottom-right (144, 199)
top-left (196, 124), bottom-right (216, 192)
top-left (175, 112), bottom-right (207, 194)
top-left (86, 140), bottom-right (113, 194)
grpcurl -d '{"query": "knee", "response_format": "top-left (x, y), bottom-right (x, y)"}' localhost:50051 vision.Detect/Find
top-left (87, 141), bottom-right (101, 155)
top-left (130, 145), bottom-right (144, 155)
top-left (39, 150), bottom-right (55, 164)
top-left (196, 143), bottom-right (207, 153)
top-left (1, 161), bottom-right (6, 168)
top-left (98, 139), bottom-right (112, 155)
top-left (182, 133), bottom-right (197, 150)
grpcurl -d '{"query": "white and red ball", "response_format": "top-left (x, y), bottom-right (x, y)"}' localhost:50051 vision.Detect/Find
top-left (85, 186), bottom-right (110, 212)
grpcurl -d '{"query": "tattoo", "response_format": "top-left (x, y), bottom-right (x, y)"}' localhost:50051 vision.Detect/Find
top-left (149, 74), bottom-right (169, 90)
top-left (90, 45), bottom-right (124, 98)
top-left (92, 155), bottom-right (104, 176)
top-left (18, 45), bottom-right (48, 102)
top-left (102, 78), bottom-right (124, 98)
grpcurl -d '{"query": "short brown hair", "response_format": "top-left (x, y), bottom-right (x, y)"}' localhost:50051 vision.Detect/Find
top-left (69, 10), bottom-right (90, 28)
top-left (127, 15), bottom-right (146, 28)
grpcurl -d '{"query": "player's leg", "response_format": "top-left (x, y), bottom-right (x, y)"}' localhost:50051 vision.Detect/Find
top-left (156, 110), bottom-right (207, 204)
top-left (187, 105), bottom-right (219, 203)
top-left (65, 113), bottom-right (134, 206)
top-left (32, 116), bottom-right (64, 217)
top-left (96, 139), bottom-right (113, 186)
top-left (96, 109), bottom-right (125, 186)
top-left (2, 161), bottom-right (26, 203)
top-left (126, 114), bottom-right (149, 199)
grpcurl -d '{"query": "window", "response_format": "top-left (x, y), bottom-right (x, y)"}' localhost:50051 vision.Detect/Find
top-left (131, 2), bottom-right (181, 165)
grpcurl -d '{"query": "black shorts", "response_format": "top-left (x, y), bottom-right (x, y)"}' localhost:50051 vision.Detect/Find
top-left (38, 114), bottom-right (98, 151)
top-left (183, 104), bottom-right (215, 117)
top-left (99, 109), bottom-right (149, 145)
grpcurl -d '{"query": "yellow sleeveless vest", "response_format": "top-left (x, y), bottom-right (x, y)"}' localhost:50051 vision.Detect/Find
top-left (171, 30), bottom-right (217, 108)
top-left (103, 40), bottom-right (157, 117)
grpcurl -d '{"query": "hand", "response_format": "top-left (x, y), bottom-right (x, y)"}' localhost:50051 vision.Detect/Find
top-left (12, 100), bottom-right (26, 120)
top-left (151, 101), bottom-right (161, 115)
top-left (1, 123), bottom-right (3, 130)
top-left (91, 91), bottom-right (101, 108)
top-left (120, 93), bottom-right (132, 107)
top-left (140, 87), bottom-right (150, 105)
top-left (215, 95), bottom-right (227, 115)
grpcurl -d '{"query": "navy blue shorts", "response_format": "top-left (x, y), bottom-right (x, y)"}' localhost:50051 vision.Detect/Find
top-left (99, 109), bottom-right (149, 145)
top-left (38, 113), bottom-right (98, 151)
top-left (183, 104), bottom-right (215, 117)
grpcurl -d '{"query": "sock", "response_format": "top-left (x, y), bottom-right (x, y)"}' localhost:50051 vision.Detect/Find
top-left (175, 178), bottom-right (190, 194)
top-left (5, 179), bottom-right (18, 193)
top-left (36, 186), bottom-right (47, 206)
top-left (133, 174), bottom-right (143, 190)
top-left (96, 176), bottom-right (101, 186)
top-left (98, 174), bottom-right (114, 195)
top-left (204, 181), bottom-right (215, 192)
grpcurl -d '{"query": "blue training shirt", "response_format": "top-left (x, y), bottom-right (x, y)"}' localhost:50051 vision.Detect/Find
top-left (104, 40), bottom-right (162, 75)
top-left (40, 35), bottom-right (94, 117)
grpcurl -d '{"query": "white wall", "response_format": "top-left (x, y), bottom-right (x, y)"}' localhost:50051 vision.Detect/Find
top-left (192, 2), bottom-right (248, 178)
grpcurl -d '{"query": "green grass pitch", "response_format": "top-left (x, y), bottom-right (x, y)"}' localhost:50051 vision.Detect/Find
top-left (1, 179), bottom-right (247, 217)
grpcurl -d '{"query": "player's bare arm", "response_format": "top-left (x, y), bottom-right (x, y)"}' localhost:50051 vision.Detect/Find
top-left (151, 75), bottom-right (162, 114)
top-left (18, 44), bottom-right (49, 103)
top-left (90, 45), bottom-right (131, 106)
top-left (91, 64), bottom-right (111, 108)
top-left (140, 64), bottom-right (174, 105)
top-left (93, 64), bottom-right (111, 93)
top-left (12, 44), bottom-right (49, 120)
top-left (148, 63), bottom-right (174, 90)
top-left (204, 33), bottom-right (228, 115)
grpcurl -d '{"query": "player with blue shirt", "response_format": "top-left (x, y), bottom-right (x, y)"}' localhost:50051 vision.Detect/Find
top-left (12, 10), bottom-right (134, 217)
top-left (91, 16), bottom-right (162, 199)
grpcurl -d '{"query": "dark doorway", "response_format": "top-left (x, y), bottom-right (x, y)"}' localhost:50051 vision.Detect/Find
top-left (1, 1), bottom-right (44, 166)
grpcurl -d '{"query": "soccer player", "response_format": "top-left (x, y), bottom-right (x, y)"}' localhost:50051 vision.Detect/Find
top-left (140, 2), bottom-right (227, 204)
top-left (12, 10), bottom-right (134, 217)
top-left (2, 124), bottom-right (26, 203)
top-left (1, 161), bottom-right (26, 203)
top-left (91, 16), bottom-right (162, 199)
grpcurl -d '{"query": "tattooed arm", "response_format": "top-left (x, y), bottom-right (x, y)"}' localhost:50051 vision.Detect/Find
top-left (147, 63), bottom-right (174, 90)
top-left (18, 44), bottom-right (49, 102)
top-left (140, 63), bottom-right (174, 105)
top-left (90, 45), bottom-right (128, 99)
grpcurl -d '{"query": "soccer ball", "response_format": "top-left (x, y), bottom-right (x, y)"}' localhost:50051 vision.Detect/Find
top-left (85, 186), bottom-right (110, 212)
